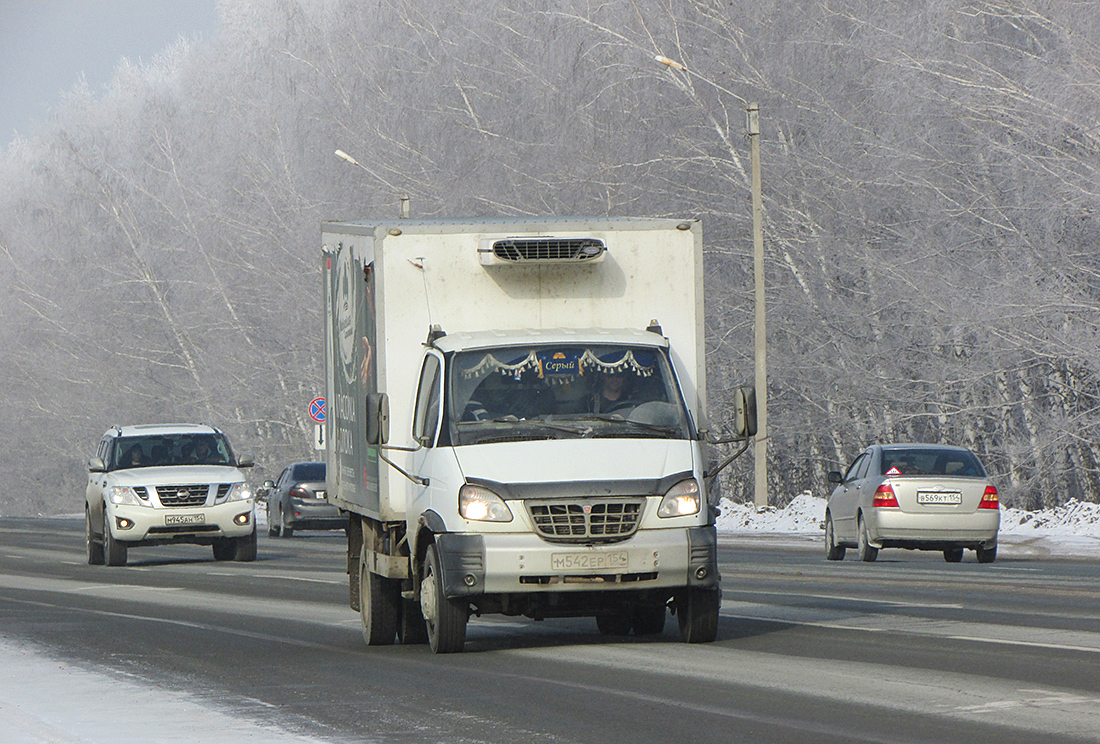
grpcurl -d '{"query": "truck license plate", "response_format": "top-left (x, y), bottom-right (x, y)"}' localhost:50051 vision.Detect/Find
top-left (165, 513), bottom-right (206, 525)
top-left (551, 551), bottom-right (628, 571)
top-left (916, 491), bottom-right (962, 505)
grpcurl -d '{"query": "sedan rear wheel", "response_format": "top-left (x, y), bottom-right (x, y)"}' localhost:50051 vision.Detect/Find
top-left (944, 547), bottom-right (964, 563)
top-left (825, 513), bottom-right (846, 561)
top-left (976, 544), bottom-right (997, 564)
top-left (857, 517), bottom-right (878, 562)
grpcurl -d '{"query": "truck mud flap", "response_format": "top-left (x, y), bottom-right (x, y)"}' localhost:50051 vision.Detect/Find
top-left (435, 533), bottom-right (485, 598)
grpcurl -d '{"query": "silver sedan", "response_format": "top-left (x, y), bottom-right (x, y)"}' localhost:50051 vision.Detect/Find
top-left (825, 443), bottom-right (1000, 563)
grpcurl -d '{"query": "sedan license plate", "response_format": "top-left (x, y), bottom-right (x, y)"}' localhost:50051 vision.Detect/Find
top-left (916, 491), bottom-right (962, 505)
top-left (551, 551), bottom-right (628, 571)
top-left (315, 490), bottom-right (327, 500)
top-left (165, 513), bottom-right (206, 526)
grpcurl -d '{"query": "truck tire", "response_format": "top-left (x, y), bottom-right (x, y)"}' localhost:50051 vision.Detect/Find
top-left (103, 510), bottom-right (127, 567)
top-left (422, 543), bottom-right (467, 653)
top-left (632, 605), bottom-right (666, 636)
top-left (677, 587), bottom-right (719, 643)
top-left (86, 508), bottom-right (104, 565)
top-left (596, 611), bottom-right (632, 636)
top-left (358, 543), bottom-right (398, 645)
top-left (233, 530), bottom-right (258, 562)
top-left (398, 598), bottom-right (429, 645)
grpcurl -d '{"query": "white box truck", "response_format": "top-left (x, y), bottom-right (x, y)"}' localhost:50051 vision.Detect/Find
top-left (322, 216), bottom-right (754, 652)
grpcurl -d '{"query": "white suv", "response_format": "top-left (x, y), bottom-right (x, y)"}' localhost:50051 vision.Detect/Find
top-left (85, 424), bottom-right (257, 566)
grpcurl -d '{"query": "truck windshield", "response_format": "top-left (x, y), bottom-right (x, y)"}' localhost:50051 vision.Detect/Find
top-left (448, 344), bottom-right (693, 445)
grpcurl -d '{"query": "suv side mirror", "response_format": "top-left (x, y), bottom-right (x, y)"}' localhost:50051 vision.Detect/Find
top-left (827, 471), bottom-right (843, 484)
top-left (366, 392), bottom-right (390, 446)
top-left (87, 457), bottom-right (106, 473)
top-left (237, 453), bottom-right (255, 468)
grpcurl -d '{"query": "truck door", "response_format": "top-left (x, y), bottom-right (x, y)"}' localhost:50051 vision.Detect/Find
top-left (407, 350), bottom-right (448, 520)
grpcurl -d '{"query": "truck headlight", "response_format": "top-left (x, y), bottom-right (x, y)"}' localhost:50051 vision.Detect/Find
top-left (657, 479), bottom-right (701, 518)
top-left (225, 483), bottom-right (253, 502)
top-left (459, 484), bottom-right (513, 522)
top-left (108, 486), bottom-right (148, 507)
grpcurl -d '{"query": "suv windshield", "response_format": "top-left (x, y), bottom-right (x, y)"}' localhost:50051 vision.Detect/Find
top-left (110, 434), bottom-right (233, 470)
top-left (880, 448), bottom-right (986, 477)
top-left (449, 344), bottom-right (692, 446)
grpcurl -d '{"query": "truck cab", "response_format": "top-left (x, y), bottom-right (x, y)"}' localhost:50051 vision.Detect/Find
top-left (399, 329), bottom-right (719, 650)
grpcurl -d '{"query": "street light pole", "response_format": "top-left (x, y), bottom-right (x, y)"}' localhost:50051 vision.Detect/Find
top-left (747, 103), bottom-right (768, 511)
top-left (654, 56), bottom-right (767, 509)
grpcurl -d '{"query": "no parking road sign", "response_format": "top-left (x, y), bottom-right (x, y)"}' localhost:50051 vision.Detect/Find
top-left (309, 397), bottom-right (326, 423)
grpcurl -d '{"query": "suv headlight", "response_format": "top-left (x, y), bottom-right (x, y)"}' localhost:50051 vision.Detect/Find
top-left (225, 483), bottom-right (253, 503)
top-left (657, 479), bottom-right (701, 518)
top-left (108, 486), bottom-right (149, 507)
top-left (459, 484), bottom-right (513, 522)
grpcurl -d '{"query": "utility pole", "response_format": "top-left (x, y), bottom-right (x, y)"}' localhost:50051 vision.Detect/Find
top-left (748, 103), bottom-right (768, 511)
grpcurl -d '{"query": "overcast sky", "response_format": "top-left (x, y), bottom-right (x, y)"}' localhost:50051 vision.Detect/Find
top-left (0, 0), bottom-right (220, 146)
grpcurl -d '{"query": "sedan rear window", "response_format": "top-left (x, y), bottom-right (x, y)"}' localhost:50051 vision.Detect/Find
top-left (880, 448), bottom-right (985, 477)
top-left (292, 463), bottom-right (326, 481)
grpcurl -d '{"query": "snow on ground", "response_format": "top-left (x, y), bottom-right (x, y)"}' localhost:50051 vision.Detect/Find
top-left (0, 639), bottom-right (326, 744)
top-left (716, 491), bottom-right (1100, 559)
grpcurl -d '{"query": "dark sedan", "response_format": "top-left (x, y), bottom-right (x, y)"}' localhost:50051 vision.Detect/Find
top-left (262, 462), bottom-right (345, 537)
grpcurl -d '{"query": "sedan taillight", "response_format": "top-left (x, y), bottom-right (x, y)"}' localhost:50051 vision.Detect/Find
top-left (978, 485), bottom-right (1000, 509)
top-left (289, 485), bottom-right (310, 500)
top-left (872, 484), bottom-right (900, 508)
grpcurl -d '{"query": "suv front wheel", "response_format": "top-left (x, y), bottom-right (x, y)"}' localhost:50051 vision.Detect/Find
top-left (103, 509), bottom-right (128, 566)
top-left (86, 508), bottom-right (104, 565)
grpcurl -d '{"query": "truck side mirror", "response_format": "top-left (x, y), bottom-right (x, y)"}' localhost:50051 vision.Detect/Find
top-left (237, 453), bottom-right (255, 468)
top-left (366, 392), bottom-right (390, 446)
top-left (87, 457), bottom-right (105, 473)
top-left (827, 471), bottom-right (843, 484)
top-left (734, 385), bottom-right (758, 439)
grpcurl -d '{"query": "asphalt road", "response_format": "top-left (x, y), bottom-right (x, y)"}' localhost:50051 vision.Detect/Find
top-left (2, 518), bottom-right (1099, 744)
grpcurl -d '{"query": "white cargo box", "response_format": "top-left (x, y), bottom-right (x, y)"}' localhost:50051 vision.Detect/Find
top-left (322, 217), bottom-right (705, 521)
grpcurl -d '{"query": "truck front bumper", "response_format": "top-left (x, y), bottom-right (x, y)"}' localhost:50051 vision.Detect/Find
top-left (107, 500), bottom-right (256, 543)
top-left (436, 526), bottom-right (718, 597)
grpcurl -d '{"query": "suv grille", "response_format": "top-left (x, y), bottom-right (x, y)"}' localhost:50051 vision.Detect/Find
top-left (491, 238), bottom-right (605, 263)
top-left (156, 485), bottom-right (209, 507)
top-left (527, 498), bottom-right (645, 543)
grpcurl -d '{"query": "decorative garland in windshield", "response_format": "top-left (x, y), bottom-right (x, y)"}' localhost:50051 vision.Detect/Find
top-left (460, 348), bottom-right (655, 382)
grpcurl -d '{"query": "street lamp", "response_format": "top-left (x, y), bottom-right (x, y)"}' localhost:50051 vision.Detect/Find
top-left (334, 149), bottom-right (410, 218)
top-left (655, 55), bottom-right (768, 511)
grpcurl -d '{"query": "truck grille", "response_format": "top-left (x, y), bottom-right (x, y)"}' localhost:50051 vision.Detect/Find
top-left (155, 485), bottom-right (209, 507)
top-left (527, 498), bottom-right (644, 543)
top-left (491, 238), bottom-right (605, 263)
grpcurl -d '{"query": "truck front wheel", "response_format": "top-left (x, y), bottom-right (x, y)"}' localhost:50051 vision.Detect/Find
top-left (676, 587), bottom-right (719, 643)
top-left (358, 543), bottom-right (398, 645)
top-left (422, 544), bottom-right (467, 653)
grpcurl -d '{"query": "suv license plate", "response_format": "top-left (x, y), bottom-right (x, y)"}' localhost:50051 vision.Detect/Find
top-left (916, 491), bottom-right (962, 505)
top-left (165, 513), bottom-right (206, 526)
top-left (551, 551), bottom-right (628, 571)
